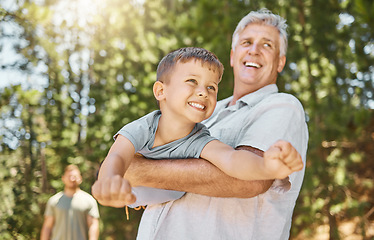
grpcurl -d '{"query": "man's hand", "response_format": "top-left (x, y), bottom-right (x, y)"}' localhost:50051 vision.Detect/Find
top-left (92, 175), bottom-right (136, 208)
top-left (264, 140), bottom-right (303, 179)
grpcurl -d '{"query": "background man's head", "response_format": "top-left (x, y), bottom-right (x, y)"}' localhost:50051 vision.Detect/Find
top-left (62, 164), bottom-right (82, 189)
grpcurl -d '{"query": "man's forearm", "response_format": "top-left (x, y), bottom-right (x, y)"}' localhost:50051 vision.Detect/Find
top-left (40, 227), bottom-right (51, 240)
top-left (125, 147), bottom-right (273, 198)
top-left (87, 217), bottom-right (99, 240)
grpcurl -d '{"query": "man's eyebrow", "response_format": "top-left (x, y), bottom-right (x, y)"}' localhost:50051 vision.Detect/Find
top-left (240, 37), bottom-right (252, 41)
top-left (262, 37), bottom-right (274, 42)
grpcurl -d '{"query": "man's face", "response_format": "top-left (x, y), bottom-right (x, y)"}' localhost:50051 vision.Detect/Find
top-left (62, 170), bottom-right (82, 189)
top-left (230, 23), bottom-right (286, 94)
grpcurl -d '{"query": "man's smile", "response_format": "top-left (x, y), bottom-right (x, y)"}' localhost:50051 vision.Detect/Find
top-left (244, 61), bottom-right (262, 68)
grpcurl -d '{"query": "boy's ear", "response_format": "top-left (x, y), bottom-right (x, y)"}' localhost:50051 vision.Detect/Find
top-left (153, 81), bottom-right (165, 100)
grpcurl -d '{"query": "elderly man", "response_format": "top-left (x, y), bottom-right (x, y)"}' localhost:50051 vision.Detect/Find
top-left (130, 9), bottom-right (308, 240)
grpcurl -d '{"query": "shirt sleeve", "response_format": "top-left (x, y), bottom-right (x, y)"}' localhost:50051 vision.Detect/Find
top-left (44, 198), bottom-right (54, 217)
top-left (114, 111), bottom-right (158, 152)
top-left (237, 94), bottom-right (308, 193)
top-left (128, 187), bottom-right (185, 208)
top-left (88, 196), bottom-right (100, 219)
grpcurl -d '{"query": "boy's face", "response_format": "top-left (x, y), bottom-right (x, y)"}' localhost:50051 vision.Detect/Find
top-left (156, 60), bottom-right (220, 124)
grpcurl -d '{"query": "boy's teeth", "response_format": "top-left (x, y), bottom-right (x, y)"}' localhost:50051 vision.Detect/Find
top-left (189, 102), bottom-right (205, 109)
top-left (245, 62), bottom-right (261, 68)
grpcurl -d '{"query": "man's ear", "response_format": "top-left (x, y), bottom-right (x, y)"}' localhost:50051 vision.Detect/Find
top-left (277, 55), bottom-right (286, 73)
top-left (153, 81), bottom-right (165, 101)
top-left (230, 49), bottom-right (234, 67)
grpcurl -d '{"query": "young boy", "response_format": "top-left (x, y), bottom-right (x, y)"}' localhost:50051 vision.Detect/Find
top-left (92, 47), bottom-right (303, 209)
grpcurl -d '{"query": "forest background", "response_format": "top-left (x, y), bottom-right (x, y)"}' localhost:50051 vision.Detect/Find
top-left (0, 0), bottom-right (373, 239)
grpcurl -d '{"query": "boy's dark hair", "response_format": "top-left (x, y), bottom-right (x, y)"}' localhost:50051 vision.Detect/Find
top-left (156, 47), bottom-right (224, 83)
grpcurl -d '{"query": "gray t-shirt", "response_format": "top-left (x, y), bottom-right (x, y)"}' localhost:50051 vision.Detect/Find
top-left (44, 190), bottom-right (100, 240)
top-left (115, 110), bottom-right (216, 207)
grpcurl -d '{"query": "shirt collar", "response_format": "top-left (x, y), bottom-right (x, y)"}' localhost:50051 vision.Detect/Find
top-left (218, 84), bottom-right (279, 110)
top-left (237, 84), bottom-right (278, 107)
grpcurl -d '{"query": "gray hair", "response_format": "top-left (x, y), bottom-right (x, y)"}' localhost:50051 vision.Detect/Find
top-left (231, 9), bottom-right (288, 56)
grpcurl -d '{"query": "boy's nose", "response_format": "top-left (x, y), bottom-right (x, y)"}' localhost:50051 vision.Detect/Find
top-left (197, 87), bottom-right (208, 98)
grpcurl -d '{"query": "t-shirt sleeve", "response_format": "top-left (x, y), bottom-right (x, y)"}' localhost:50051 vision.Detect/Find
top-left (114, 111), bottom-right (157, 152)
top-left (237, 95), bottom-right (308, 193)
top-left (44, 198), bottom-right (54, 217)
top-left (88, 196), bottom-right (100, 219)
top-left (183, 123), bottom-right (217, 158)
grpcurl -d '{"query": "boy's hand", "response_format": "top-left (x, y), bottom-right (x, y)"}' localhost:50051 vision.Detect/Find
top-left (92, 175), bottom-right (136, 208)
top-left (264, 140), bottom-right (303, 179)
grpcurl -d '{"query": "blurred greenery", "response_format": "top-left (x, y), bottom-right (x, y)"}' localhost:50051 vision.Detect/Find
top-left (0, 0), bottom-right (373, 239)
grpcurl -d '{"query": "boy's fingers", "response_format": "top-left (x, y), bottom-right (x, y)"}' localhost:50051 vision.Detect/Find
top-left (265, 145), bottom-right (281, 158)
top-left (125, 193), bottom-right (136, 205)
top-left (286, 154), bottom-right (303, 171)
top-left (118, 179), bottom-right (135, 204)
top-left (91, 181), bottom-right (100, 199)
top-left (110, 177), bottom-right (121, 199)
top-left (282, 149), bottom-right (297, 163)
top-left (101, 178), bottom-right (112, 201)
top-left (119, 180), bottom-right (131, 196)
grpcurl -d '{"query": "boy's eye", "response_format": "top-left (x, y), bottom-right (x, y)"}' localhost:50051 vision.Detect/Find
top-left (207, 86), bottom-right (216, 91)
top-left (186, 79), bottom-right (197, 84)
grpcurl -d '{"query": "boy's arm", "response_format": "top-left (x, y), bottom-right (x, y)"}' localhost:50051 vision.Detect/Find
top-left (125, 145), bottom-right (273, 198)
top-left (92, 135), bottom-right (136, 207)
top-left (201, 140), bottom-right (303, 181)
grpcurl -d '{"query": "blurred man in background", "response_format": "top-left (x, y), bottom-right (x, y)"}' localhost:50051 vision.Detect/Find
top-left (41, 164), bottom-right (100, 240)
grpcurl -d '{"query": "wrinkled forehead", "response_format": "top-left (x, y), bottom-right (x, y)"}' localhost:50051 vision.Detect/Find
top-left (240, 23), bottom-right (280, 43)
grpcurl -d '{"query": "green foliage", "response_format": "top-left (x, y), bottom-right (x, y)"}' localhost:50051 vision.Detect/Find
top-left (0, 0), bottom-right (373, 239)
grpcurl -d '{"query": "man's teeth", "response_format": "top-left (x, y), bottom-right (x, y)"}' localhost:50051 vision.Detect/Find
top-left (245, 62), bottom-right (261, 68)
top-left (189, 102), bottom-right (205, 110)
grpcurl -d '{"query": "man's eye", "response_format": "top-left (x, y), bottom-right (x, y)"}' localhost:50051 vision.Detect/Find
top-left (264, 43), bottom-right (272, 48)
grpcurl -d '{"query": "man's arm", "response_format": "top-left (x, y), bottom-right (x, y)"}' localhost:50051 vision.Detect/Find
top-left (87, 215), bottom-right (99, 240)
top-left (40, 215), bottom-right (54, 240)
top-left (125, 146), bottom-right (273, 198)
top-left (201, 140), bottom-right (303, 181)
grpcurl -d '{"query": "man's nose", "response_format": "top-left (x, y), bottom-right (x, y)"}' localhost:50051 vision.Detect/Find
top-left (248, 43), bottom-right (260, 54)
